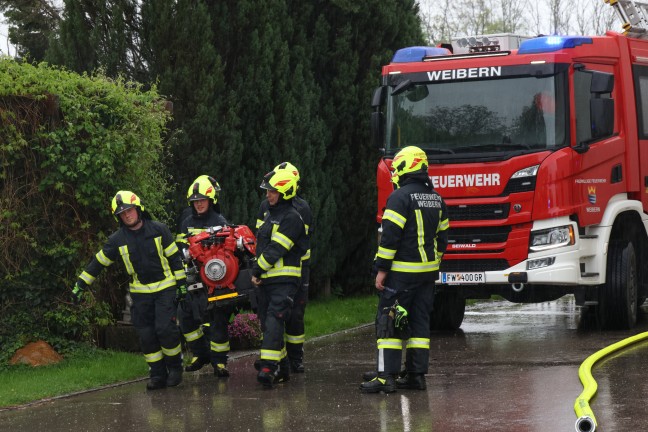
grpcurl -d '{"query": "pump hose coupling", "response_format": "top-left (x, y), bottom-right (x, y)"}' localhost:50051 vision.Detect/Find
top-left (575, 416), bottom-right (595, 432)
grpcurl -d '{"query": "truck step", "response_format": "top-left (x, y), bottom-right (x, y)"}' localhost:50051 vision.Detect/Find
top-left (580, 272), bottom-right (599, 277)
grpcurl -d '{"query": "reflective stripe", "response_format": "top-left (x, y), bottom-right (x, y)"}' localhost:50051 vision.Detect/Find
top-left (119, 245), bottom-right (136, 275)
top-left (260, 349), bottom-right (282, 361)
top-left (438, 215), bottom-right (449, 232)
top-left (377, 338), bottom-right (403, 350)
top-left (144, 350), bottom-right (164, 363)
top-left (162, 343), bottom-right (182, 357)
top-left (96, 250), bottom-right (113, 266)
top-left (260, 266), bottom-right (301, 279)
top-left (383, 209), bottom-right (406, 229)
top-left (258, 255), bottom-right (272, 271)
top-left (391, 260), bottom-right (439, 273)
top-left (80, 271), bottom-right (95, 285)
top-left (164, 242), bottom-right (179, 257)
top-left (174, 269), bottom-right (186, 281)
top-left (271, 231), bottom-right (294, 250)
top-left (175, 233), bottom-right (186, 243)
top-left (210, 341), bottom-right (230, 352)
top-left (377, 246), bottom-right (396, 260)
top-left (415, 209), bottom-right (429, 262)
top-left (129, 275), bottom-right (177, 293)
top-left (304, 223), bottom-right (310, 235)
top-left (301, 249), bottom-right (311, 261)
top-left (285, 333), bottom-right (305, 344)
top-left (155, 237), bottom-right (174, 282)
top-left (255, 219), bottom-right (263, 229)
top-left (406, 338), bottom-right (430, 349)
top-left (184, 328), bottom-right (204, 342)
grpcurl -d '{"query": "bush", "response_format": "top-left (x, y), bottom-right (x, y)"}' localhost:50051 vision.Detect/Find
top-left (228, 313), bottom-right (262, 346)
top-left (0, 58), bottom-right (171, 362)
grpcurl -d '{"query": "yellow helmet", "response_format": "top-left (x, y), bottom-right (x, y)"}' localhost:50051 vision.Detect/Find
top-left (111, 191), bottom-right (144, 217)
top-left (187, 175), bottom-right (220, 205)
top-left (391, 146), bottom-right (428, 185)
top-left (273, 161), bottom-right (300, 183)
top-left (260, 167), bottom-right (298, 200)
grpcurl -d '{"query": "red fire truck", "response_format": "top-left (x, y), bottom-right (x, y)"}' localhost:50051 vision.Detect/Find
top-left (371, 28), bottom-right (648, 330)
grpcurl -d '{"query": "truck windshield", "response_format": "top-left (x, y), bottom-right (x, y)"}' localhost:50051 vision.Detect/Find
top-left (385, 73), bottom-right (567, 158)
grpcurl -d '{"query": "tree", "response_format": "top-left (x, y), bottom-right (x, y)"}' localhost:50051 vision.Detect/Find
top-left (0, 0), bottom-right (61, 60)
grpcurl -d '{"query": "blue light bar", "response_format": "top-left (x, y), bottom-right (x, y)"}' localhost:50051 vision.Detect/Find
top-left (391, 46), bottom-right (451, 63)
top-left (518, 36), bottom-right (593, 54)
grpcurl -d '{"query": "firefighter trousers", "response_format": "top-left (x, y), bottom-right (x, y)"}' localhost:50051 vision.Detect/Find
top-left (178, 293), bottom-right (210, 360)
top-left (285, 265), bottom-right (309, 363)
top-left (375, 280), bottom-right (434, 375)
top-left (208, 304), bottom-right (234, 365)
top-left (131, 288), bottom-right (183, 378)
top-left (257, 280), bottom-right (298, 370)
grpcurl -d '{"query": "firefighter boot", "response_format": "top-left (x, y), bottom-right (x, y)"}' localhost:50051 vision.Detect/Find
top-left (276, 359), bottom-right (290, 383)
top-left (290, 359), bottom-right (305, 373)
top-left (359, 374), bottom-right (396, 394)
top-left (257, 363), bottom-right (279, 388)
top-left (185, 356), bottom-right (210, 372)
top-left (214, 363), bottom-right (230, 378)
top-left (146, 361), bottom-right (167, 390)
top-left (363, 369), bottom-right (406, 381)
top-left (396, 373), bottom-right (427, 390)
top-left (167, 367), bottom-right (183, 387)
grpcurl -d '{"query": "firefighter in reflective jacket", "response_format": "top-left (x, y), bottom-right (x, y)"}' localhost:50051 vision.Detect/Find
top-left (251, 167), bottom-right (307, 388)
top-left (360, 146), bottom-right (449, 394)
top-left (255, 162), bottom-right (312, 373)
top-left (71, 191), bottom-right (186, 390)
top-left (176, 175), bottom-right (231, 377)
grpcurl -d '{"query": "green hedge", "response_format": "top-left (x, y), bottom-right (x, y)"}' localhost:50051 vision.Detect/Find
top-left (0, 59), bottom-right (171, 365)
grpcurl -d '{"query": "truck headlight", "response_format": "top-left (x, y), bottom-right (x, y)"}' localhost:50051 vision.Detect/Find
top-left (529, 225), bottom-right (574, 252)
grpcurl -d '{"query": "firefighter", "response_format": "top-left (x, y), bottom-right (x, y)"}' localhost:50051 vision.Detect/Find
top-left (359, 146), bottom-right (449, 394)
top-left (71, 191), bottom-right (186, 390)
top-left (176, 175), bottom-right (231, 377)
top-left (255, 162), bottom-right (312, 373)
top-left (251, 166), bottom-right (307, 388)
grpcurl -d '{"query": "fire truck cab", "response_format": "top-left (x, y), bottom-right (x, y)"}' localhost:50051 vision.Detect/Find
top-left (372, 33), bottom-right (648, 330)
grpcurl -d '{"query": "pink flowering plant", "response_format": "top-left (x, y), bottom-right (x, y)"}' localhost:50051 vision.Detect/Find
top-left (228, 313), bottom-right (262, 347)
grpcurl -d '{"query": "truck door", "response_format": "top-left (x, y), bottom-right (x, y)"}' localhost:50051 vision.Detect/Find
top-left (572, 63), bottom-right (623, 226)
top-left (632, 64), bottom-right (648, 211)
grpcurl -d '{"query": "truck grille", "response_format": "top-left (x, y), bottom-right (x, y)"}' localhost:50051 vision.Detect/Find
top-left (440, 259), bottom-right (509, 272)
top-left (448, 226), bottom-right (511, 244)
top-left (448, 204), bottom-right (510, 221)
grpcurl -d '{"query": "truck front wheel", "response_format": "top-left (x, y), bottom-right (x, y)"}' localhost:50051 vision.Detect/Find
top-left (598, 240), bottom-right (638, 330)
top-left (430, 290), bottom-right (466, 331)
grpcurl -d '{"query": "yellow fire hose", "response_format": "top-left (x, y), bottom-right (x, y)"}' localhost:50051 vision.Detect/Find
top-left (573, 331), bottom-right (648, 432)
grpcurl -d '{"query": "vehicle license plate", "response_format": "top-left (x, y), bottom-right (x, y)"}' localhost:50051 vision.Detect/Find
top-left (441, 272), bottom-right (485, 284)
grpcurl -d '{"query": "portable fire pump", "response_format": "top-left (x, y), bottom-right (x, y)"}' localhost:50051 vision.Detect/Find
top-left (182, 225), bottom-right (257, 310)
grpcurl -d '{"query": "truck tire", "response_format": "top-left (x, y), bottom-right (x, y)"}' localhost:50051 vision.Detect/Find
top-left (430, 290), bottom-right (466, 331)
top-left (598, 241), bottom-right (638, 330)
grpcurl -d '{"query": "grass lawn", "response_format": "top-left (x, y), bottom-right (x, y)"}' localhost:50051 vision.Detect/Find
top-left (0, 294), bottom-right (377, 408)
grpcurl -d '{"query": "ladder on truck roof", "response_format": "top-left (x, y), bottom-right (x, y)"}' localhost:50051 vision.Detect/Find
top-left (607, 0), bottom-right (648, 38)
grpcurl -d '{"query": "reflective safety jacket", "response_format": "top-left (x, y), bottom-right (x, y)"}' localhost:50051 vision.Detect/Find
top-left (77, 220), bottom-right (186, 294)
top-left (256, 195), bottom-right (312, 267)
top-left (253, 199), bottom-right (307, 283)
top-left (376, 177), bottom-right (449, 283)
top-left (175, 207), bottom-right (228, 249)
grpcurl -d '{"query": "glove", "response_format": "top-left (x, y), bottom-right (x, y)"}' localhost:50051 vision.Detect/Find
top-left (376, 307), bottom-right (395, 339)
top-left (71, 283), bottom-right (84, 304)
top-left (176, 284), bottom-right (187, 301)
top-left (394, 304), bottom-right (409, 331)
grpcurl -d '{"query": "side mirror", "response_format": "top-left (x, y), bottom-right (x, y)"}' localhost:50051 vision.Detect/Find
top-left (591, 71), bottom-right (614, 94)
top-left (371, 87), bottom-right (386, 148)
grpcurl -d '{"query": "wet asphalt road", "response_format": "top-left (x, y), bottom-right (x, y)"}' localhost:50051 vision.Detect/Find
top-left (1, 296), bottom-right (648, 432)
